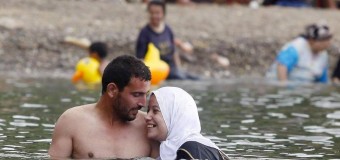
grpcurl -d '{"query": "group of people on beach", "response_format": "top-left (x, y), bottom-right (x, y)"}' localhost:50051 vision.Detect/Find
top-left (51, 0), bottom-right (340, 159)
top-left (141, 0), bottom-right (340, 9)
top-left (72, 1), bottom-right (197, 85)
top-left (73, 0), bottom-right (340, 86)
top-left (263, 0), bottom-right (339, 8)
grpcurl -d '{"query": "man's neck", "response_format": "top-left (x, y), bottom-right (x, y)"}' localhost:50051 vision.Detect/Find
top-left (89, 54), bottom-right (101, 63)
top-left (150, 22), bottom-right (165, 34)
top-left (95, 95), bottom-right (126, 126)
top-left (307, 40), bottom-right (321, 55)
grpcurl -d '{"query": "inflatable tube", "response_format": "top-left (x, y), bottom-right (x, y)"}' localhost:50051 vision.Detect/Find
top-left (144, 43), bottom-right (170, 85)
top-left (72, 57), bottom-right (102, 84)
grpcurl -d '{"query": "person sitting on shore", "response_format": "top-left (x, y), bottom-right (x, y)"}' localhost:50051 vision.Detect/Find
top-left (275, 0), bottom-right (310, 7)
top-left (314, 0), bottom-right (339, 9)
top-left (332, 57), bottom-right (340, 84)
top-left (136, 0), bottom-right (199, 80)
top-left (144, 0), bottom-right (194, 5)
top-left (145, 87), bottom-right (229, 160)
top-left (72, 42), bottom-right (109, 84)
top-left (49, 55), bottom-right (159, 159)
top-left (266, 23), bottom-right (332, 84)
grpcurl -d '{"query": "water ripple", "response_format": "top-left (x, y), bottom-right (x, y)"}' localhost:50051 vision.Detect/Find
top-left (10, 120), bottom-right (39, 127)
top-left (327, 111), bottom-right (340, 119)
top-left (13, 115), bottom-right (40, 120)
top-left (20, 103), bottom-right (47, 108)
top-left (289, 135), bottom-right (332, 142)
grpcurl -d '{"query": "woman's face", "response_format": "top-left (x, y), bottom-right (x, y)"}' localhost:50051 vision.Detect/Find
top-left (310, 39), bottom-right (331, 53)
top-left (145, 95), bottom-right (168, 141)
top-left (148, 4), bottom-right (164, 27)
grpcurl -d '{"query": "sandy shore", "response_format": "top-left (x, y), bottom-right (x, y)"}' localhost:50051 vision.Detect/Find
top-left (0, 0), bottom-right (339, 79)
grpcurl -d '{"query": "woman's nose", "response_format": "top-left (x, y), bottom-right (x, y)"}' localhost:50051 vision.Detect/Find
top-left (145, 113), bottom-right (152, 121)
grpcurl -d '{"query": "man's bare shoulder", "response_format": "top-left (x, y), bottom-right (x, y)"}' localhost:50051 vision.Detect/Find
top-left (136, 111), bottom-right (147, 124)
top-left (64, 104), bottom-right (94, 114)
top-left (138, 110), bottom-right (147, 117)
top-left (132, 111), bottom-right (146, 131)
top-left (49, 104), bottom-right (96, 158)
top-left (56, 104), bottom-right (95, 125)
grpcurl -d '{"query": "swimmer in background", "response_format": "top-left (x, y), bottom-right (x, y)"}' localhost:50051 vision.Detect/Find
top-left (266, 23), bottom-right (332, 84)
top-left (72, 42), bottom-right (109, 84)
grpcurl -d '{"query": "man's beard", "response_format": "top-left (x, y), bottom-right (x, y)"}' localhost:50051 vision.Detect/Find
top-left (114, 95), bottom-right (138, 122)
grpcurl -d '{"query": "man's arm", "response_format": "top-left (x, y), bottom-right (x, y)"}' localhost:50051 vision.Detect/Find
top-left (174, 51), bottom-right (182, 68)
top-left (275, 45), bottom-right (299, 82)
top-left (48, 110), bottom-right (74, 158)
top-left (277, 63), bottom-right (288, 82)
top-left (174, 38), bottom-right (193, 54)
top-left (333, 77), bottom-right (340, 84)
top-left (100, 60), bottom-right (109, 75)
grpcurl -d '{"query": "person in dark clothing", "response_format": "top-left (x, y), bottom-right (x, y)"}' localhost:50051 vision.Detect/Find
top-left (262, 0), bottom-right (277, 6)
top-left (275, 0), bottom-right (310, 7)
top-left (136, 23), bottom-right (176, 68)
top-left (136, 0), bottom-right (198, 80)
top-left (314, 0), bottom-right (339, 9)
top-left (176, 141), bottom-right (227, 160)
top-left (332, 57), bottom-right (340, 84)
top-left (145, 87), bottom-right (229, 160)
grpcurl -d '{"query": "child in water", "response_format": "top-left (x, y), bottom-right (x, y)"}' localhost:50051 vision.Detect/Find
top-left (72, 42), bottom-right (108, 84)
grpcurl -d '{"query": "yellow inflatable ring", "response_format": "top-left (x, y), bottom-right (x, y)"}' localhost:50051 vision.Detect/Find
top-left (72, 57), bottom-right (102, 84)
top-left (144, 43), bottom-right (170, 86)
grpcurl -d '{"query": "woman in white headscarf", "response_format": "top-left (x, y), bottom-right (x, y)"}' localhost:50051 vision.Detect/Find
top-left (145, 87), bottom-right (229, 160)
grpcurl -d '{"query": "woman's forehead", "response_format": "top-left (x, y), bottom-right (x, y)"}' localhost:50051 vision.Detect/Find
top-left (148, 95), bottom-right (159, 106)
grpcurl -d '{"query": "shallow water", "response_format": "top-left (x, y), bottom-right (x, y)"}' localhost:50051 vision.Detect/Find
top-left (0, 78), bottom-right (340, 159)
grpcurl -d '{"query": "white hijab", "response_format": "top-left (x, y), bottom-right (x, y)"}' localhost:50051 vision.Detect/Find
top-left (152, 87), bottom-right (219, 160)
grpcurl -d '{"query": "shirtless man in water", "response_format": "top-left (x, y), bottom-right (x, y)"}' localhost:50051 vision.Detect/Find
top-left (49, 55), bottom-right (159, 159)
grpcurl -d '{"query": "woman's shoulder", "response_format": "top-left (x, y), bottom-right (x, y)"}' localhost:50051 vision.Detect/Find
top-left (179, 141), bottom-right (201, 151)
top-left (176, 141), bottom-right (222, 160)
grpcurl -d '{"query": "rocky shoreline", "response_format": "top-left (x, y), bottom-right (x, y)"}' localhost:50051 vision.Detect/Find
top-left (0, 0), bottom-right (339, 79)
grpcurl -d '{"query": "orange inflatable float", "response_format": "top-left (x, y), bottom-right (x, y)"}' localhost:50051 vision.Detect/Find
top-left (144, 43), bottom-right (170, 85)
top-left (72, 57), bottom-right (102, 84)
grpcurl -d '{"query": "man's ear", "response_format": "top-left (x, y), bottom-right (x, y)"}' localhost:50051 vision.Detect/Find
top-left (106, 83), bottom-right (119, 98)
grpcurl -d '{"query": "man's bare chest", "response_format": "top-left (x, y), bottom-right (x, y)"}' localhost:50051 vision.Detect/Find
top-left (71, 127), bottom-right (150, 159)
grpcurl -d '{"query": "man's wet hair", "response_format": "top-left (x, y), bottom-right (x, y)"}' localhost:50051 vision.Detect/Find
top-left (147, 0), bottom-right (166, 14)
top-left (89, 42), bottom-right (108, 59)
top-left (101, 55), bottom-right (151, 94)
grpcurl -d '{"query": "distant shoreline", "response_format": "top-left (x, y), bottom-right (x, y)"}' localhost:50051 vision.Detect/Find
top-left (0, 0), bottom-right (339, 79)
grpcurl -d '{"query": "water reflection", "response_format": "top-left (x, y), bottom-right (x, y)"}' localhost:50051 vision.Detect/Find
top-left (168, 80), bottom-right (340, 159)
top-left (327, 111), bottom-right (340, 119)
